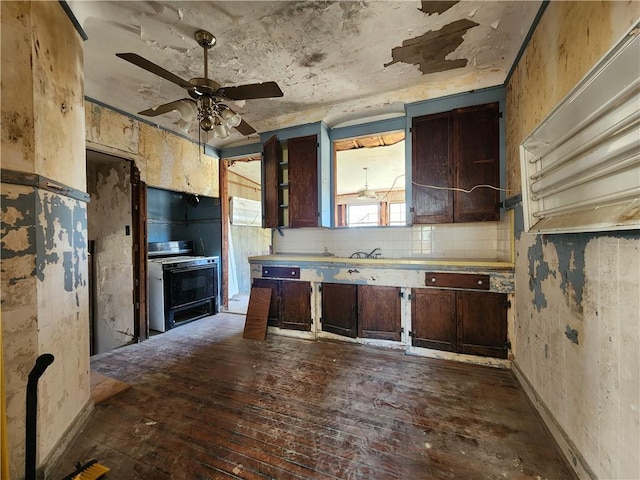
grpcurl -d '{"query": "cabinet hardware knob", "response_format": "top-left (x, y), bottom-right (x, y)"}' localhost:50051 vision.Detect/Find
top-left (265, 270), bottom-right (269, 274)
top-left (291, 271), bottom-right (295, 275)
top-left (478, 280), bottom-right (483, 285)
top-left (431, 278), bottom-right (436, 283)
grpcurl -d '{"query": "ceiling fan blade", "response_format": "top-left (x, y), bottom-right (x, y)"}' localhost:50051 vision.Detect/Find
top-left (116, 53), bottom-right (192, 90)
top-left (235, 119), bottom-right (257, 136)
top-left (138, 99), bottom-right (195, 117)
top-left (218, 81), bottom-right (284, 100)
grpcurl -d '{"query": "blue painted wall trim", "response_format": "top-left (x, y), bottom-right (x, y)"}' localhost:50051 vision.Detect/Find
top-left (329, 116), bottom-right (406, 141)
top-left (219, 142), bottom-right (262, 159)
top-left (319, 123), bottom-right (331, 227)
top-left (59, 1), bottom-right (88, 41)
top-left (260, 122), bottom-right (323, 143)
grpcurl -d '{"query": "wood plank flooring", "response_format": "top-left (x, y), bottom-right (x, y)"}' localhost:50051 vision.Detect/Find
top-left (48, 313), bottom-right (573, 480)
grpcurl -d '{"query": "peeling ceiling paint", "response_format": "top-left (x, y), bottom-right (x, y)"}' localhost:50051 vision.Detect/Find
top-left (67, 1), bottom-right (542, 148)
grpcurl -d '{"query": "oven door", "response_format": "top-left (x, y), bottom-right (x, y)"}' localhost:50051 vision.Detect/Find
top-left (165, 264), bottom-right (216, 310)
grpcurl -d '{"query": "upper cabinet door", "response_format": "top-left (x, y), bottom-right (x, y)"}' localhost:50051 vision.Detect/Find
top-left (288, 135), bottom-right (318, 228)
top-left (411, 102), bottom-right (500, 224)
top-left (453, 103), bottom-right (500, 222)
top-left (262, 135), bottom-right (282, 228)
top-left (412, 112), bottom-right (454, 224)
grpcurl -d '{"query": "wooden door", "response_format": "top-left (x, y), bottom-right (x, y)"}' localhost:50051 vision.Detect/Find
top-left (453, 103), bottom-right (500, 222)
top-left (262, 135), bottom-right (282, 228)
top-left (412, 112), bottom-right (453, 224)
top-left (252, 278), bottom-right (281, 327)
top-left (321, 283), bottom-right (357, 338)
top-left (411, 288), bottom-right (456, 351)
top-left (131, 165), bottom-right (148, 342)
top-left (288, 135), bottom-right (318, 227)
top-left (358, 285), bottom-right (401, 341)
top-left (280, 280), bottom-right (312, 331)
top-left (458, 291), bottom-right (507, 358)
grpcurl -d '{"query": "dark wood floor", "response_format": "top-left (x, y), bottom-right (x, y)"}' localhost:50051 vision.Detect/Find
top-left (49, 313), bottom-right (573, 480)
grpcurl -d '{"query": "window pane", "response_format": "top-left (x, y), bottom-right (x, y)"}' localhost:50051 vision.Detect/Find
top-left (347, 204), bottom-right (379, 227)
top-left (389, 202), bottom-right (406, 225)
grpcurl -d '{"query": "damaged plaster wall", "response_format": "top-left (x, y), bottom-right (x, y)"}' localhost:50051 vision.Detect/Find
top-left (506, 2), bottom-right (639, 479)
top-left (1, 2), bottom-right (89, 477)
top-left (85, 101), bottom-right (220, 197)
top-left (87, 158), bottom-right (134, 354)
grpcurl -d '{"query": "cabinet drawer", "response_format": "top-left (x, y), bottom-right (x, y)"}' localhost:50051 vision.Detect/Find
top-left (424, 272), bottom-right (490, 290)
top-left (262, 266), bottom-right (300, 279)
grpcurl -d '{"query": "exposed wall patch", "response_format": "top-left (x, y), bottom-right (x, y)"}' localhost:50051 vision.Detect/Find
top-left (527, 235), bottom-right (555, 312)
top-left (419, 1), bottom-right (459, 16)
top-left (384, 19), bottom-right (478, 74)
top-left (564, 325), bottom-right (579, 345)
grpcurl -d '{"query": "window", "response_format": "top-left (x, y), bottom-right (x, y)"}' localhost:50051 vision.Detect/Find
top-left (334, 131), bottom-right (406, 227)
top-left (388, 202), bottom-right (406, 226)
top-left (347, 204), bottom-right (379, 227)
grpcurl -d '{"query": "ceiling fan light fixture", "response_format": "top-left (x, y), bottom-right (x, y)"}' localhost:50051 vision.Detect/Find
top-left (176, 100), bottom-right (198, 122)
top-left (221, 107), bottom-right (242, 128)
top-left (175, 118), bottom-right (193, 134)
top-left (214, 121), bottom-right (230, 139)
top-left (200, 115), bottom-right (215, 132)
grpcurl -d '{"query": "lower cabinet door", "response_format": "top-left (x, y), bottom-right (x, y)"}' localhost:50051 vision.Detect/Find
top-left (411, 289), bottom-right (457, 351)
top-left (280, 280), bottom-right (312, 331)
top-left (458, 291), bottom-right (507, 359)
top-left (358, 285), bottom-right (401, 341)
top-left (321, 283), bottom-right (358, 338)
top-left (252, 278), bottom-right (281, 327)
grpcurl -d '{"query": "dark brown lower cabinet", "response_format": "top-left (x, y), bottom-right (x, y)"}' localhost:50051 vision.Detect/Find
top-left (411, 289), bottom-right (456, 351)
top-left (252, 278), bottom-right (311, 331)
top-left (358, 285), bottom-right (401, 341)
top-left (321, 283), bottom-right (358, 338)
top-left (411, 289), bottom-right (508, 359)
top-left (321, 284), bottom-right (401, 340)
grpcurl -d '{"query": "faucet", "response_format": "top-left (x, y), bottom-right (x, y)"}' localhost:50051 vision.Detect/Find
top-left (349, 248), bottom-right (382, 259)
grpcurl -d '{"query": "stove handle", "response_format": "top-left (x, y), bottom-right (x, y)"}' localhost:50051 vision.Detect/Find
top-left (166, 264), bottom-right (215, 274)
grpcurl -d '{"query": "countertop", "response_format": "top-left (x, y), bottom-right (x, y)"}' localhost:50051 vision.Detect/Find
top-left (249, 253), bottom-right (514, 271)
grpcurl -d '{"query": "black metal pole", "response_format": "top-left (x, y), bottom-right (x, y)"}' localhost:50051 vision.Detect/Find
top-left (25, 353), bottom-right (54, 480)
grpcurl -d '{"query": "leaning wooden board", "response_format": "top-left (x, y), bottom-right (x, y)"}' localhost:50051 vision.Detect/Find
top-left (243, 287), bottom-right (272, 340)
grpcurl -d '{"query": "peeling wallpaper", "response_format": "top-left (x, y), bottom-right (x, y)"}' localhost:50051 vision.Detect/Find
top-left (1, 3), bottom-right (90, 477)
top-left (85, 101), bottom-right (220, 197)
top-left (506, 2), bottom-right (640, 478)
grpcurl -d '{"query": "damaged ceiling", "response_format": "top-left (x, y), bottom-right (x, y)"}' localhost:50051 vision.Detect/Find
top-left (68, 0), bottom-right (542, 149)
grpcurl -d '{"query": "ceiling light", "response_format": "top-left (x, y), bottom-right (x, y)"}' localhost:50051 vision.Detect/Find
top-left (357, 167), bottom-right (378, 200)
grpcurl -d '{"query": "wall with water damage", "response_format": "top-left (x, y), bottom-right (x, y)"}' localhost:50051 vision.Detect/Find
top-left (85, 101), bottom-right (220, 197)
top-left (87, 158), bottom-right (135, 354)
top-left (1, 2), bottom-right (89, 477)
top-left (506, 2), bottom-right (639, 479)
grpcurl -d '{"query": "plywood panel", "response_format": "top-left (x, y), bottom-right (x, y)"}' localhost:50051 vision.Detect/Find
top-left (243, 287), bottom-right (272, 340)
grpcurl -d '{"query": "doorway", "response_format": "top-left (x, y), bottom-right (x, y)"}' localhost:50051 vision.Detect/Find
top-left (86, 150), bottom-right (147, 354)
top-left (221, 155), bottom-right (271, 315)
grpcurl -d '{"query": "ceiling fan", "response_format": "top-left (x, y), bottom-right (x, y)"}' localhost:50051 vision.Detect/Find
top-left (116, 29), bottom-right (283, 138)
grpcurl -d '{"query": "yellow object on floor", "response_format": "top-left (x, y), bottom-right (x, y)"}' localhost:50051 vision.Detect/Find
top-left (63, 460), bottom-right (110, 480)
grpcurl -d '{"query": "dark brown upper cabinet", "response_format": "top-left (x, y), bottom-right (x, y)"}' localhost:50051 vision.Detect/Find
top-left (288, 135), bottom-right (318, 228)
top-left (412, 102), bottom-right (500, 224)
top-left (262, 135), bottom-right (283, 228)
top-left (262, 134), bottom-right (318, 228)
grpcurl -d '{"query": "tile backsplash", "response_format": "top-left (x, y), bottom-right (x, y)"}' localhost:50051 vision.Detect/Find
top-left (274, 213), bottom-right (513, 261)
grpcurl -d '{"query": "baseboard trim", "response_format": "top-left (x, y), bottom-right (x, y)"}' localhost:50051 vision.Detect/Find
top-left (40, 398), bottom-right (94, 479)
top-left (511, 361), bottom-right (595, 480)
